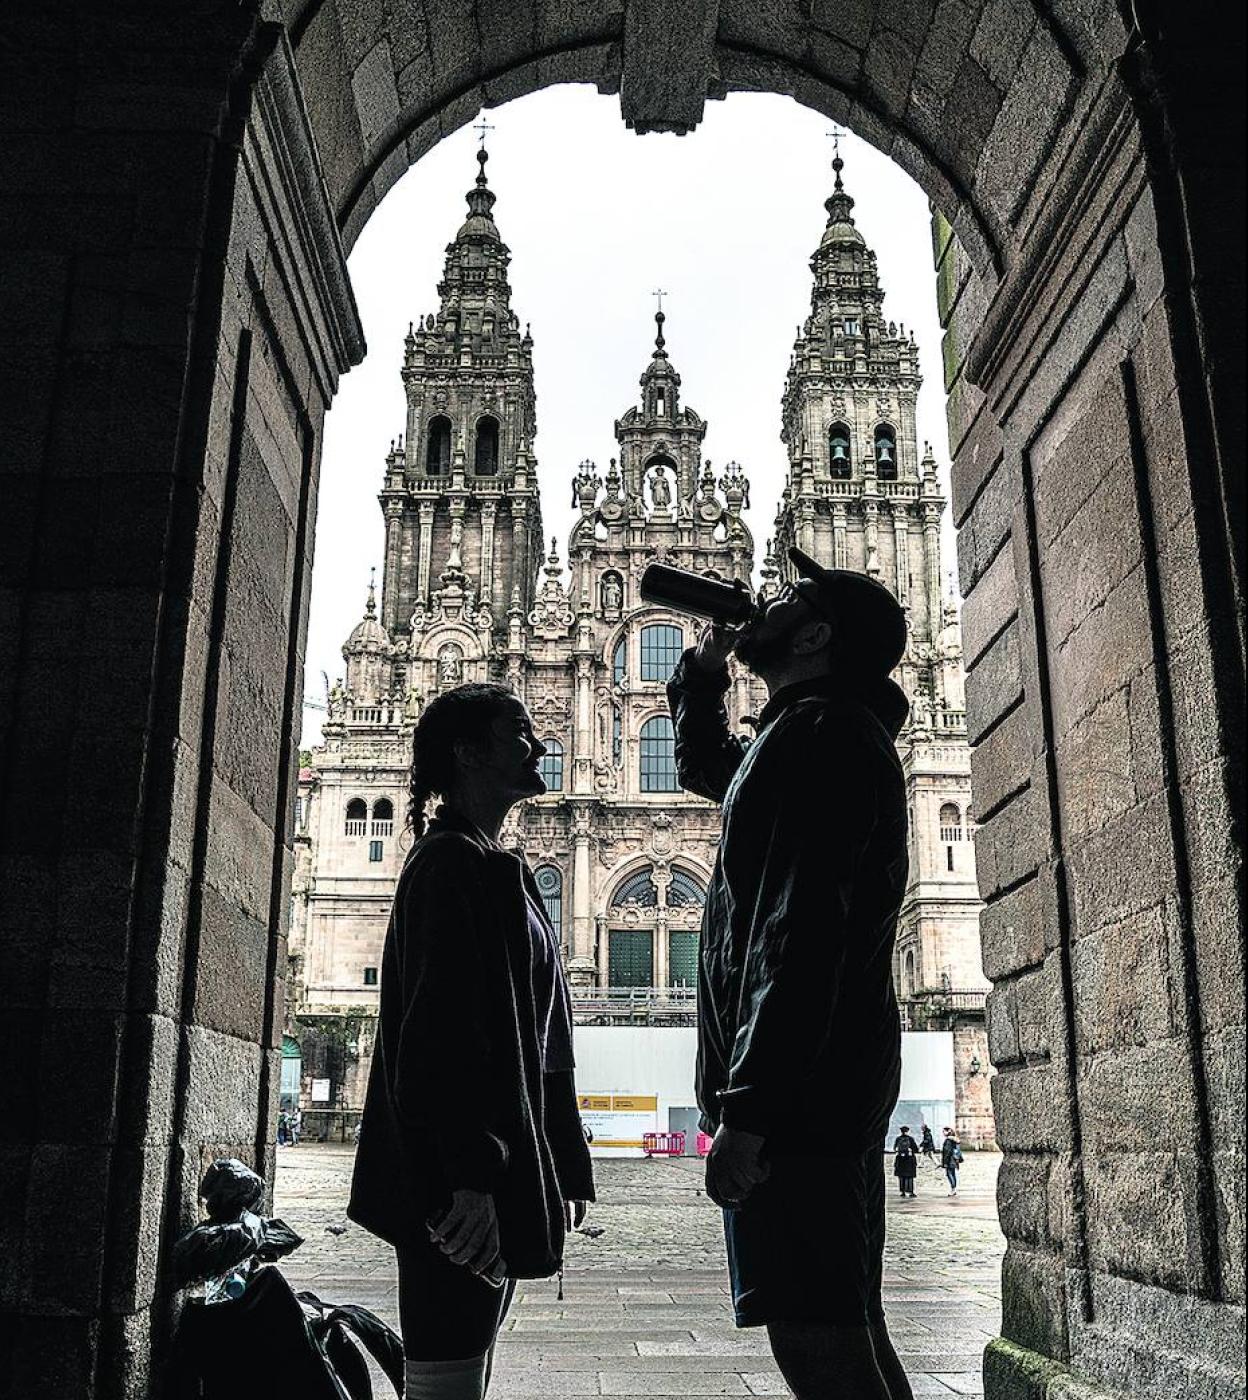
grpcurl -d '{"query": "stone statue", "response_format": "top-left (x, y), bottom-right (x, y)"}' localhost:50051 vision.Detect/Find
top-left (650, 466), bottom-right (672, 510)
top-left (437, 643), bottom-right (463, 686)
top-left (601, 573), bottom-right (623, 611)
top-left (445, 517), bottom-right (464, 572)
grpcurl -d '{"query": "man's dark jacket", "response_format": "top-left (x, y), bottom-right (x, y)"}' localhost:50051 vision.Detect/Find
top-left (348, 811), bottom-right (594, 1277)
top-left (667, 653), bottom-right (909, 1155)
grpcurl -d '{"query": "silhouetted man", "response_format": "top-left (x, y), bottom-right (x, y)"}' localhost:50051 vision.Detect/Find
top-left (893, 1127), bottom-right (919, 1198)
top-left (667, 548), bottom-right (913, 1400)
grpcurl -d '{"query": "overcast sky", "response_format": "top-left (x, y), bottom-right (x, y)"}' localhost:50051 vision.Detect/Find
top-left (303, 86), bottom-right (953, 745)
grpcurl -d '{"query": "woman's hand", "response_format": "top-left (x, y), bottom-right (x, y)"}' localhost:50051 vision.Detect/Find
top-left (705, 1126), bottom-right (770, 1207)
top-left (564, 1200), bottom-right (588, 1230)
top-left (429, 1189), bottom-right (501, 1274)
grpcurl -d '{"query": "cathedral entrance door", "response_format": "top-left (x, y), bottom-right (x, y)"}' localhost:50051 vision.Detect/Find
top-left (608, 929), bottom-right (654, 988)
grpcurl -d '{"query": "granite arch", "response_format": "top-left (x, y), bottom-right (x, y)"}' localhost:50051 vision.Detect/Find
top-left (0, 4), bottom-right (1241, 1396)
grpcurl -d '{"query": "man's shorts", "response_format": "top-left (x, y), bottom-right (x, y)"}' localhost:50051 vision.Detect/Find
top-left (722, 1147), bottom-right (886, 1328)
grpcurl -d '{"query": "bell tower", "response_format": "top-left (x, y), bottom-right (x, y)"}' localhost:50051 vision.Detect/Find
top-left (376, 141), bottom-right (544, 650)
top-left (772, 146), bottom-right (946, 647)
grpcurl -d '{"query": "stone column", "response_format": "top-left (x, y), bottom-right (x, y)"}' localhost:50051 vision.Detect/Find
top-left (832, 502), bottom-right (848, 569)
top-left (512, 499), bottom-right (531, 609)
top-left (382, 502), bottom-right (403, 630)
top-left (416, 500), bottom-right (435, 602)
top-left (797, 500), bottom-right (816, 554)
top-left (653, 870), bottom-right (671, 989)
top-left (595, 914), bottom-right (610, 987)
top-left (921, 504), bottom-right (941, 642)
top-left (479, 500), bottom-right (497, 603)
top-left (893, 510), bottom-right (910, 606)
top-left (573, 656), bottom-right (594, 795)
top-left (568, 806), bottom-right (596, 986)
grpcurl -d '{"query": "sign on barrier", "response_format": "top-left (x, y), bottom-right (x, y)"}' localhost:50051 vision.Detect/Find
top-left (577, 1092), bottom-right (658, 1149)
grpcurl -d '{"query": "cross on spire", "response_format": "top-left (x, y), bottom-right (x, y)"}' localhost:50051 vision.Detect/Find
top-left (472, 118), bottom-right (495, 148)
top-left (652, 287), bottom-right (668, 316)
top-left (827, 126), bottom-right (848, 188)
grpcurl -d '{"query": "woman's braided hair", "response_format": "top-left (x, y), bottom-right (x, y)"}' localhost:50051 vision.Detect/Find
top-left (407, 681), bottom-right (517, 837)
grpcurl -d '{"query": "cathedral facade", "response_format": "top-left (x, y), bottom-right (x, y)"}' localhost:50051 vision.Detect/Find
top-left (289, 146), bottom-right (993, 1141)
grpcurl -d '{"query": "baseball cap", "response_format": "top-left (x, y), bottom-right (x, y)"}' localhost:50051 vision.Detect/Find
top-left (788, 546), bottom-right (908, 676)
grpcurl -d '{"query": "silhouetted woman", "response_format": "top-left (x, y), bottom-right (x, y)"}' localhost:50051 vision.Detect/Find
top-left (349, 683), bottom-right (594, 1399)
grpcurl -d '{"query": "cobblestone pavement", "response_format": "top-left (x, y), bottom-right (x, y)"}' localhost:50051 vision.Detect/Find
top-left (275, 1143), bottom-right (1003, 1397)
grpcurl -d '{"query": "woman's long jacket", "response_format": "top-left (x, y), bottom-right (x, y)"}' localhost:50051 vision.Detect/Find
top-left (348, 811), bottom-right (594, 1278)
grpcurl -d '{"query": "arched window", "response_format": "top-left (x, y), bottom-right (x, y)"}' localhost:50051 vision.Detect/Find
top-left (611, 867), bottom-right (659, 908)
top-left (903, 950), bottom-right (916, 999)
top-left (425, 415), bottom-right (451, 475)
top-left (640, 715), bottom-right (678, 792)
top-left (667, 868), bottom-right (707, 908)
top-left (345, 798), bottom-right (367, 836)
top-left (640, 624), bottom-right (683, 681)
top-left (612, 638), bottom-right (627, 687)
top-left (874, 424), bottom-right (898, 480)
top-left (940, 802), bottom-right (962, 872)
top-left (538, 739), bottom-right (564, 792)
top-left (371, 798), bottom-right (394, 836)
top-left (534, 865), bottom-right (563, 943)
top-left (829, 422), bottom-right (852, 479)
top-left (474, 415), bottom-right (500, 475)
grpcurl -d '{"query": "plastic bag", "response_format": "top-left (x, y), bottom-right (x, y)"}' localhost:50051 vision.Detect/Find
top-left (171, 1159), bottom-right (303, 1290)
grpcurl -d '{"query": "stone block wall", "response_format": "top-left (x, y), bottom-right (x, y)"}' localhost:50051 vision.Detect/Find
top-left (0, 15), bottom-right (364, 1394)
top-left (939, 41), bottom-right (1244, 1395)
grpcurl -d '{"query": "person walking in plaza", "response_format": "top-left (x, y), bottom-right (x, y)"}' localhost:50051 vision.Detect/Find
top-left (667, 548), bottom-right (914, 1400)
top-left (892, 1128), bottom-right (919, 1199)
top-left (349, 682), bottom-right (595, 1400)
top-left (941, 1128), bottom-right (963, 1196)
top-left (920, 1124), bottom-right (936, 1164)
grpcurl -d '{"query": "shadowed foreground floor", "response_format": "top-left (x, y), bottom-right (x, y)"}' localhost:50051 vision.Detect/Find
top-left (275, 1143), bottom-right (1004, 1397)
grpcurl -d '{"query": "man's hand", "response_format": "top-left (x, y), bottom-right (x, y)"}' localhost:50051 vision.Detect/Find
top-left (564, 1200), bottom-right (588, 1230)
top-left (693, 621), bottom-right (743, 673)
top-left (428, 1189), bottom-right (500, 1274)
top-left (705, 1126), bottom-right (770, 1207)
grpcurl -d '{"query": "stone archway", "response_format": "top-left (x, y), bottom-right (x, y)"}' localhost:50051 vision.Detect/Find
top-left (0, 5), bottom-right (1241, 1397)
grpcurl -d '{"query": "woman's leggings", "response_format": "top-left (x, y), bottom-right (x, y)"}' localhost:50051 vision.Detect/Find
top-left (945, 1165), bottom-right (958, 1190)
top-left (396, 1239), bottom-right (515, 1361)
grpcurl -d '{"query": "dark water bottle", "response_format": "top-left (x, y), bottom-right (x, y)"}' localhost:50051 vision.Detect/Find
top-left (639, 564), bottom-right (758, 626)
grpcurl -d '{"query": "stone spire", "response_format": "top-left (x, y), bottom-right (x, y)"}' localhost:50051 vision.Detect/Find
top-left (394, 136), bottom-right (545, 633)
top-left (343, 569), bottom-right (390, 701)
top-left (638, 306), bottom-right (682, 419)
top-left (609, 307), bottom-right (707, 509)
top-left (773, 139), bottom-right (939, 639)
top-left (820, 147), bottom-right (864, 247)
